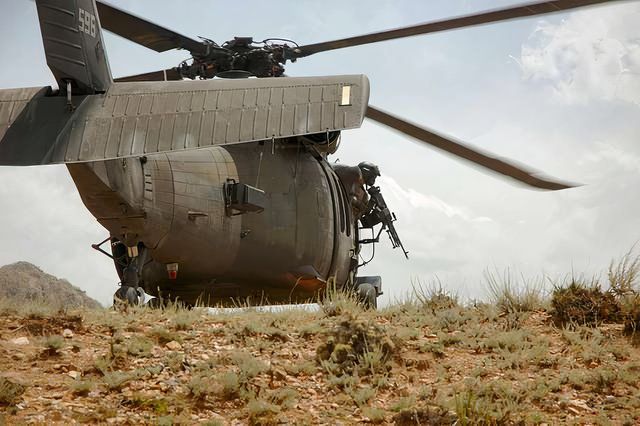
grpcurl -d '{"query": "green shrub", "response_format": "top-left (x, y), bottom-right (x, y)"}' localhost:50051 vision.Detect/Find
top-left (43, 335), bottom-right (65, 356)
top-left (0, 377), bottom-right (25, 405)
top-left (246, 397), bottom-right (280, 426)
top-left (70, 379), bottom-right (94, 396)
top-left (316, 316), bottom-right (397, 376)
top-left (126, 336), bottom-right (153, 357)
top-left (102, 370), bottom-right (137, 391)
top-left (393, 405), bottom-right (456, 426)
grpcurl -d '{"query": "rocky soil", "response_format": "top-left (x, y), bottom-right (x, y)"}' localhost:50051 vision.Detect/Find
top-left (0, 298), bottom-right (639, 425)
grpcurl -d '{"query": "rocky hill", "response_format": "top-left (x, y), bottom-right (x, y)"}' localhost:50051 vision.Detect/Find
top-left (0, 262), bottom-right (101, 310)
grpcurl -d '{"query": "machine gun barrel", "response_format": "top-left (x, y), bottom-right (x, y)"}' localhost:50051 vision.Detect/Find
top-left (366, 186), bottom-right (409, 259)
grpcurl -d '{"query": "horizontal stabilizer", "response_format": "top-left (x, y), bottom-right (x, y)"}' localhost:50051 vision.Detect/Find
top-left (0, 87), bottom-right (51, 148)
top-left (0, 75), bottom-right (369, 166)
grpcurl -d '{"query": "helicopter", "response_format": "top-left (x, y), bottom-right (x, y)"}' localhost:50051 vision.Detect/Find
top-left (0, 0), bottom-right (621, 308)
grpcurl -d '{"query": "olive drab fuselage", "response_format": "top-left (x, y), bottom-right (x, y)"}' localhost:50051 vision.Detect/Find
top-left (0, 0), bottom-right (370, 306)
top-left (67, 141), bottom-right (359, 304)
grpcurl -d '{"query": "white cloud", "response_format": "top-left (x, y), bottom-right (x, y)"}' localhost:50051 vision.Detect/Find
top-left (379, 176), bottom-right (492, 223)
top-left (520, 4), bottom-right (640, 105)
top-left (581, 142), bottom-right (640, 173)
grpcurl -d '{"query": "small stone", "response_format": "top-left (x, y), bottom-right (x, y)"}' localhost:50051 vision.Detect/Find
top-left (62, 329), bottom-right (74, 338)
top-left (567, 407), bottom-right (580, 416)
top-left (67, 371), bottom-right (80, 379)
top-left (568, 399), bottom-right (591, 412)
top-left (273, 369), bottom-right (287, 381)
top-left (605, 395), bottom-right (616, 404)
top-left (208, 413), bottom-right (226, 423)
top-left (164, 378), bottom-right (179, 387)
top-left (165, 341), bottom-right (182, 351)
top-left (10, 337), bottom-right (29, 345)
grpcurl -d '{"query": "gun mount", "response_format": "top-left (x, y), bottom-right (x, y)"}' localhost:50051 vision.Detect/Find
top-left (359, 185), bottom-right (409, 259)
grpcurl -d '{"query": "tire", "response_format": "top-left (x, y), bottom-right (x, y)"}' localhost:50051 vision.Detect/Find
top-left (357, 283), bottom-right (378, 310)
top-left (113, 285), bottom-right (140, 306)
top-left (136, 287), bottom-right (146, 305)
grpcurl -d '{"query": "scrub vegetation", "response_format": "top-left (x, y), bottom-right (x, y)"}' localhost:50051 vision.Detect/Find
top-left (0, 252), bottom-right (639, 424)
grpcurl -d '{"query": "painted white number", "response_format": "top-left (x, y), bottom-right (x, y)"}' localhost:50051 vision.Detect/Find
top-left (78, 8), bottom-right (84, 31)
top-left (78, 8), bottom-right (96, 38)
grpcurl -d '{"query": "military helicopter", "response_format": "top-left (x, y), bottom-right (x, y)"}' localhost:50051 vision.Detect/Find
top-left (0, 0), bottom-right (620, 308)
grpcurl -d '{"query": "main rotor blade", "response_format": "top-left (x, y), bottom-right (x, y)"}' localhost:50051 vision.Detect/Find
top-left (296, 0), bottom-right (621, 57)
top-left (365, 106), bottom-right (575, 190)
top-left (114, 68), bottom-right (182, 82)
top-left (96, 1), bottom-right (206, 54)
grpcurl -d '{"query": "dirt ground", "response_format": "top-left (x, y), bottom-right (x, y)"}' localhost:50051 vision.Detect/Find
top-left (0, 301), bottom-right (639, 425)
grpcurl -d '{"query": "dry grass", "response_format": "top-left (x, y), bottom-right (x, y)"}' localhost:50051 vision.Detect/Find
top-left (485, 269), bottom-right (547, 314)
top-left (608, 249), bottom-right (640, 336)
top-left (550, 279), bottom-right (621, 327)
top-left (1, 252), bottom-right (640, 424)
top-left (549, 251), bottom-right (640, 332)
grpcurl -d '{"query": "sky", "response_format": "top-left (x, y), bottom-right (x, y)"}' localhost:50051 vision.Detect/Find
top-left (0, 0), bottom-right (638, 306)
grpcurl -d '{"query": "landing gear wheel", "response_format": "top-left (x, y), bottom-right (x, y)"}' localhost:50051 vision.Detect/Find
top-left (357, 283), bottom-right (378, 310)
top-left (113, 285), bottom-right (143, 308)
top-left (136, 287), bottom-right (146, 305)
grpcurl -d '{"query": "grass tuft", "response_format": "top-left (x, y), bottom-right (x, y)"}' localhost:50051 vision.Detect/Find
top-left (485, 269), bottom-right (546, 314)
top-left (317, 316), bottom-right (397, 376)
top-left (551, 279), bottom-right (621, 327)
top-left (0, 377), bottom-right (25, 406)
top-left (318, 277), bottom-right (364, 316)
top-left (412, 278), bottom-right (458, 312)
top-left (42, 335), bottom-right (65, 356)
top-left (608, 250), bottom-right (640, 336)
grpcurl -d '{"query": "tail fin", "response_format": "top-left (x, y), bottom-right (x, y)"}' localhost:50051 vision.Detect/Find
top-left (36, 0), bottom-right (112, 94)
